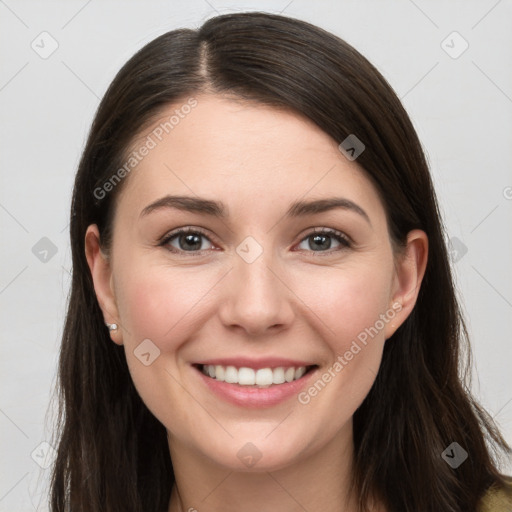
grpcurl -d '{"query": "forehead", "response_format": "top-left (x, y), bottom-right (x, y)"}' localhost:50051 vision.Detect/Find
top-left (116, 94), bottom-right (385, 224)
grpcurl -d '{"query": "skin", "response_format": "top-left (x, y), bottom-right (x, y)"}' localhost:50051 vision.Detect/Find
top-left (85, 94), bottom-right (428, 512)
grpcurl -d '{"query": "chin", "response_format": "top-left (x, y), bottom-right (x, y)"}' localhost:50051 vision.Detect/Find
top-left (200, 432), bottom-right (312, 473)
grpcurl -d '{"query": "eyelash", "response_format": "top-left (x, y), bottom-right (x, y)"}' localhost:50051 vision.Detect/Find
top-left (158, 227), bottom-right (352, 257)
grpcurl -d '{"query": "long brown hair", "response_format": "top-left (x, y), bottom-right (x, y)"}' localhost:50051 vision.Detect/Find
top-left (49, 11), bottom-right (511, 512)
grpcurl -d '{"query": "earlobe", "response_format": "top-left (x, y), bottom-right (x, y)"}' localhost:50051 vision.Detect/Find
top-left (384, 229), bottom-right (428, 339)
top-left (84, 224), bottom-right (123, 345)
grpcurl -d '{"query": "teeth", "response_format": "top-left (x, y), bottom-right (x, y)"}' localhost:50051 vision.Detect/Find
top-left (215, 365), bottom-right (225, 381)
top-left (295, 367), bottom-right (306, 379)
top-left (238, 367), bottom-right (255, 385)
top-left (200, 364), bottom-right (310, 387)
top-left (224, 366), bottom-right (238, 384)
top-left (272, 367), bottom-right (285, 384)
top-left (256, 368), bottom-right (273, 386)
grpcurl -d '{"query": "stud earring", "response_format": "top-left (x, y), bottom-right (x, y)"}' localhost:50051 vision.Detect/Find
top-left (106, 323), bottom-right (118, 332)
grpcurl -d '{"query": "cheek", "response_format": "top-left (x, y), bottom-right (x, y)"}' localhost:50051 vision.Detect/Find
top-left (112, 263), bottom-right (218, 427)
top-left (291, 263), bottom-right (393, 429)
top-left (293, 259), bottom-right (394, 351)
top-left (115, 264), bottom-right (216, 345)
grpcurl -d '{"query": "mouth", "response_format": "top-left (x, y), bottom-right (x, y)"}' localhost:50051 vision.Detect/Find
top-left (194, 363), bottom-right (318, 388)
top-left (191, 361), bottom-right (320, 408)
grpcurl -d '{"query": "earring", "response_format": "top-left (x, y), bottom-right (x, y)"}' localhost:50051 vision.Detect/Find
top-left (106, 323), bottom-right (118, 332)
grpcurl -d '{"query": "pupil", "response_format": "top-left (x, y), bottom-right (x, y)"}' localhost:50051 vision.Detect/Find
top-left (310, 234), bottom-right (330, 251)
top-left (181, 233), bottom-right (201, 250)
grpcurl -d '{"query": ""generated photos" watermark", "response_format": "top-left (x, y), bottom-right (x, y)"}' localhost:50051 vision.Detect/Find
top-left (298, 302), bottom-right (402, 405)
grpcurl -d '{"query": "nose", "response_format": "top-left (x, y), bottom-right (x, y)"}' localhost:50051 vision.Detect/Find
top-left (218, 250), bottom-right (295, 337)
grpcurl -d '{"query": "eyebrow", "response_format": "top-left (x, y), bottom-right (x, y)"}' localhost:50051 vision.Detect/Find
top-left (140, 195), bottom-right (371, 225)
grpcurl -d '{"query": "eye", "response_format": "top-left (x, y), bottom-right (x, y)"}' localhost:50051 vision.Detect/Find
top-left (159, 227), bottom-right (352, 256)
top-left (160, 227), bottom-right (215, 255)
top-left (295, 228), bottom-right (351, 254)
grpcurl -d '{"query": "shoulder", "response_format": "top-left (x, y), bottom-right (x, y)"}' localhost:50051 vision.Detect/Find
top-left (478, 475), bottom-right (512, 512)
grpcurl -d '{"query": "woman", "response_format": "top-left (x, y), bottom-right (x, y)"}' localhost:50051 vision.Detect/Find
top-left (49, 11), bottom-right (512, 512)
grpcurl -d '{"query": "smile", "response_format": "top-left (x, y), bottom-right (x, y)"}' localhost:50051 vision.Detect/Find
top-left (198, 364), bottom-right (315, 387)
top-left (192, 360), bottom-right (319, 408)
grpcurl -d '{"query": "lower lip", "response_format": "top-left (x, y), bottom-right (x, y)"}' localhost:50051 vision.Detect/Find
top-left (193, 365), bottom-right (318, 408)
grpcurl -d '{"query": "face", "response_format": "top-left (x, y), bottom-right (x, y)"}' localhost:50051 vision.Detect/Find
top-left (87, 94), bottom-right (425, 472)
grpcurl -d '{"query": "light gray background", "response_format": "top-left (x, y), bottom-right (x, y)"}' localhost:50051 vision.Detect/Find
top-left (1, 1), bottom-right (511, 510)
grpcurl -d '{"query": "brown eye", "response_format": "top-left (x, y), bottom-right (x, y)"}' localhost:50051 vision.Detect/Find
top-left (296, 229), bottom-right (351, 254)
top-left (160, 228), bottom-right (214, 254)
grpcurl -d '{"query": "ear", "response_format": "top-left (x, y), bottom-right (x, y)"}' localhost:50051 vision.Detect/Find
top-left (84, 224), bottom-right (123, 345)
top-left (384, 229), bottom-right (428, 339)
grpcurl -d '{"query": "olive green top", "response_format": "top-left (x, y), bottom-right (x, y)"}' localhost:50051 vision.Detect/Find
top-left (478, 476), bottom-right (512, 512)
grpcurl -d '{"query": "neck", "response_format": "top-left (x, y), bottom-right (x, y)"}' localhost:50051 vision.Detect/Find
top-left (167, 421), bottom-right (367, 512)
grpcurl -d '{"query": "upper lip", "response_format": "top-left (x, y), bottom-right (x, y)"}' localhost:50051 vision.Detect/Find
top-left (193, 357), bottom-right (317, 370)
